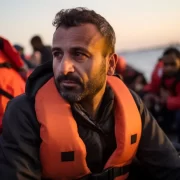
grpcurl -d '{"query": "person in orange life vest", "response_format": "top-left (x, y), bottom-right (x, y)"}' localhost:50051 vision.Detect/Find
top-left (158, 48), bottom-right (180, 110)
top-left (0, 37), bottom-right (25, 133)
top-left (14, 44), bottom-right (36, 69)
top-left (143, 49), bottom-right (172, 114)
top-left (0, 8), bottom-right (180, 180)
top-left (157, 48), bottom-right (180, 136)
top-left (0, 36), bottom-right (29, 81)
top-left (143, 48), bottom-right (180, 132)
top-left (14, 44), bottom-right (37, 78)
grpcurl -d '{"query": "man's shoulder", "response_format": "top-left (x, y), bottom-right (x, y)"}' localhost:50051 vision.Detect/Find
top-left (128, 89), bottom-right (144, 115)
top-left (2, 93), bottom-right (39, 134)
top-left (6, 93), bottom-right (35, 117)
top-left (8, 93), bottom-right (34, 109)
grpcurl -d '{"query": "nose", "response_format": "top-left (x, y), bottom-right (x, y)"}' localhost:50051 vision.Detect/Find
top-left (59, 55), bottom-right (75, 75)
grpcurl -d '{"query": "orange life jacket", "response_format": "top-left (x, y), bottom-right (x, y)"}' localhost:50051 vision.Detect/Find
top-left (35, 76), bottom-right (142, 180)
top-left (0, 50), bottom-right (25, 133)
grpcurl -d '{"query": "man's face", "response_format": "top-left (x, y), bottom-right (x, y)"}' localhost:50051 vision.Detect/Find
top-left (163, 54), bottom-right (180, 77)
top-left (52, 23), bottom-right (116, 103)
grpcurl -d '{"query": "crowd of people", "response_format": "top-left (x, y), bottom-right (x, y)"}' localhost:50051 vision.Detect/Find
top-left (116, 47), bottom-right (180, 142)
top-left (0, 7), bottom-right (180, 180)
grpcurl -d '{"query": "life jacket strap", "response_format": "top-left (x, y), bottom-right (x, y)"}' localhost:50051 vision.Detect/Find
top-left (0, 62), bottom-right (12, 68)
top-left (0, 88), bottom-right (14, 99)
top-left (78, 165), bottom-right (130, 180)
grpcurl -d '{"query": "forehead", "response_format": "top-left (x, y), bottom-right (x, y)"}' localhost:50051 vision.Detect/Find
top-left (163, 54), bottom-right (178, 62)
top-left (52, 24), bottom-right (105, 50)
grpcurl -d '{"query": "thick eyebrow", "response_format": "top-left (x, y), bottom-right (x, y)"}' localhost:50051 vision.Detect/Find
top-left (52, 46), bottom-right (91, 55)
top-left (51, 47), bottom-right (61, 52)
top-left (70, 46), bottom-right (90, 54)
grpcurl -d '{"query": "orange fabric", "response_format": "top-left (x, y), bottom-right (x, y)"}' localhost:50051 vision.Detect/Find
top-left (144, 61), bottom-right (163, 93)
top-left (35, 76), bottom-right (142, 180)
top-left (105, 77), bottom-right (142, 167)
top-left (0, 50), bottom-right (28, 81)
top-left (27, 69), bottom-right (34, 77)
top-left (36, 77), bottom-right (90, 179)
top-left (0, 67), bottom-right (25, 132)
top-left (115, 56), bottom-right (127, 75)
top-left (115, 174), bottom-right (129, 180)
top-left (0, 51), bottom-right (9, 63)
top-left (0, 45), bottom-right (25, 133)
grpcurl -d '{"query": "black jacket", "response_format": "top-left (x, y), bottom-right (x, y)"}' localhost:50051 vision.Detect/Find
top-left (0, 61), bottom-right (180, 180)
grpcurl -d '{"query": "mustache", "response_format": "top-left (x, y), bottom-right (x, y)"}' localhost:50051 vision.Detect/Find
top-left (56, 74), bottom-right (82, 84)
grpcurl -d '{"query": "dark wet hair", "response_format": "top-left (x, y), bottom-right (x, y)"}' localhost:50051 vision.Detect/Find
top-left (52, 7), bottom-right (116, 56)
top-left (163, 47), bottom-right (180, 58)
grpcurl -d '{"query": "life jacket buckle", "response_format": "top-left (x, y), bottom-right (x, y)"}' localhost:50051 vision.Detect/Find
top-left (78, 165), bottom-right (130, 180)
top-left (91, 168), bottom-right (114, 180)
top-left (79, 168), bottom-right (114, 180)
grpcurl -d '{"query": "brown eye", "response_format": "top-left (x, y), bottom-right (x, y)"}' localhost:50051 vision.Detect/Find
top-left (53, 51), bottom-right (63, 58)
top-left (74, 52), bottom-right (88, 61)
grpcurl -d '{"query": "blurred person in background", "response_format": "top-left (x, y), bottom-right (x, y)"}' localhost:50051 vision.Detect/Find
top-left (14, 44), bottom-right (36, 69)
top-left (30, 35), bottom-right (53, 65)
top-left (144, 58), bottom-right (163, 94)
top-left (30, 51), bottom-right (42, 67)
top-left (143, 47), bottom-right (180, 137)
top-left (115, 56), bottom-right (147, 97)
top-left (0, 36), bottom-right (25, 133)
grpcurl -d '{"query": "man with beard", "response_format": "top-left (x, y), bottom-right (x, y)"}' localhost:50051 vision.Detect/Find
top-left (0, 8), bottom-right (180, 180)
top-left (143, 48), bottom-right (180, 136)
top-left (157, 48), bottom-right (180, 139)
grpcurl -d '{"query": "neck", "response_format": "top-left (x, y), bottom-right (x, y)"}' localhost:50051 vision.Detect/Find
top-left (80, 85), bottom-right (106, 120)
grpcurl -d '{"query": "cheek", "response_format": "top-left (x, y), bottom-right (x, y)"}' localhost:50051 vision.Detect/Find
top-left (53, 60), bottom-right (59, 77)
top-left (79, 64), bottom-right (91, 82)
top-left (106, 60), bottom-right (109, 73)
top-left (85, 60), bottom-right (101, 76)
top-left (77, 59), bottom-right (95, 77)
top-left (176, 62), bottom-right (180, 69)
